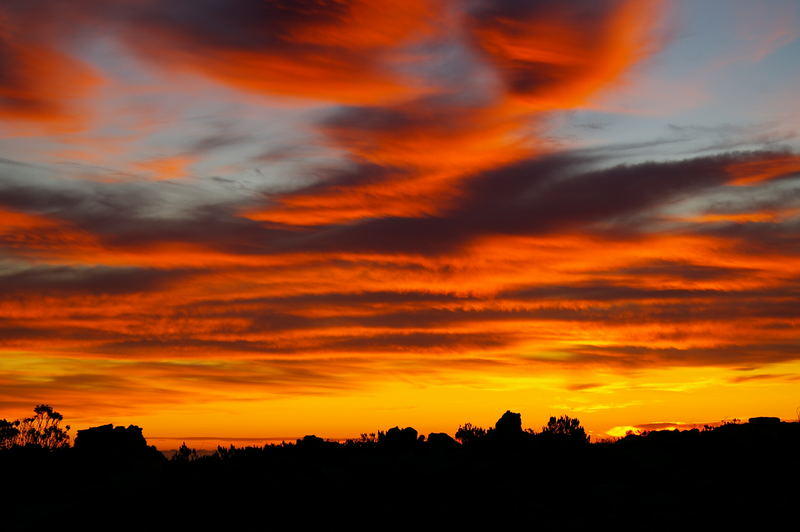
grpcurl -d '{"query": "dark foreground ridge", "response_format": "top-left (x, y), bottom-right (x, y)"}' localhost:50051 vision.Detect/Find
top-left (1, 406), bottom-right (798, 530)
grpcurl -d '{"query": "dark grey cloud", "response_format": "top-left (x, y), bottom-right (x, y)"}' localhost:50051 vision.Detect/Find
top-left (0, 266), bottom-right (196, 296)
top-left (0, 37), bottom-right (53, 117)
top-left (609, 260), bottom-right (760, 281)
top-left (692, 219), bottom-right (800, 256)
top-left (5, 145), bottom-right (795, 260)
top-left (87, 330), bottom-right (518, 357)
top-left (568, 342), bottom-right (800, 368)
top-left (0, 323), bottom-right (125, 343)
top-left (187, 290), bottom-right (478, 312)
top-left (118, 0), bottom-right (352, 51)
top-left (277, 151), bottom-right (773, 254)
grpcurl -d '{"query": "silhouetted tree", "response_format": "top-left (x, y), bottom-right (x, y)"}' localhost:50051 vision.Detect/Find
top-left (13, 405), bottom-right (70, 449)
top-left (172, 442), bottom-right (199, 462)
top-left (361, 432), bottom-right (377, 443)
top-left (541, 415), bottom-right (589, 444)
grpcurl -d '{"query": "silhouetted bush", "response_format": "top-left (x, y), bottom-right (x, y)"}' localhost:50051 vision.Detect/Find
top-left (455, 422), bottom-right (486, 445)
top-left (540, 415), bottom-right (589, 445)
top-left (0, 419), bottom-right (20, 449)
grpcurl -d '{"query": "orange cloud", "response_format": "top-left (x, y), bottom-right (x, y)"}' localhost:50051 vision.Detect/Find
top-left (135, 154), bottom-right (197, 180)
top-left (726, 153), bottom-right (800, 185)
top-left (0, 208), bottom-right (101, 259)
top-left (244, 1), bottom-right (668, 227)
top-left (465, 0), bottom-right (665, 110)
top-left (0, 23), bottom-right (99, 132)
top-left (113, 0), bottom-right (439, 105)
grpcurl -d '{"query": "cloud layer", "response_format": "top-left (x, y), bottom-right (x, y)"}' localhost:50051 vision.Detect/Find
top-left (0, 0), bottom-right (798, 437)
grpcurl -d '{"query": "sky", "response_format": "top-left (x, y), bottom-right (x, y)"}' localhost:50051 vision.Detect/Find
top-left (1, 0), bottom-right (799, 446)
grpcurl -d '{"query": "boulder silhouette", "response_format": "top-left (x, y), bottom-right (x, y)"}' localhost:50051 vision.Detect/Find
top-left (379, 426), bottom-right (418, 450)
top-left (427, 432), bottom-right (459, 450)
top-left (74, 424), bottom-right (165, 464)
top-left (494, 410), bottom-right (523, 437)
top-left (748, 417), bottom-right (780, 425)
top-left (296, 434), bottom-right (332, 450)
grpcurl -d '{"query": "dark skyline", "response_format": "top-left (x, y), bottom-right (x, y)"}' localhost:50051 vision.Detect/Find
top-left (1, 0), bottom-right (799, 443)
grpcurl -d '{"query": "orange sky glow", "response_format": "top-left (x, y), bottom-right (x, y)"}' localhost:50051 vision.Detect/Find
top-left (1, 0), bottom-right (799, 447)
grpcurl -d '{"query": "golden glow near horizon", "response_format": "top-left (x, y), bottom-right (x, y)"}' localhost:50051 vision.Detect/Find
top-left (1, 0), bottom-right (799, 446)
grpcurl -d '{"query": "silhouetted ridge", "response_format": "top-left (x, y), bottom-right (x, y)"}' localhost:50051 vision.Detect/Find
top-left (1, 406), bottom-right (798, 529)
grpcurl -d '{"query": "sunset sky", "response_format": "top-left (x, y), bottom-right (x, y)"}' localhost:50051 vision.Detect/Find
top-left (1, 0), bottom-right (799, 446)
